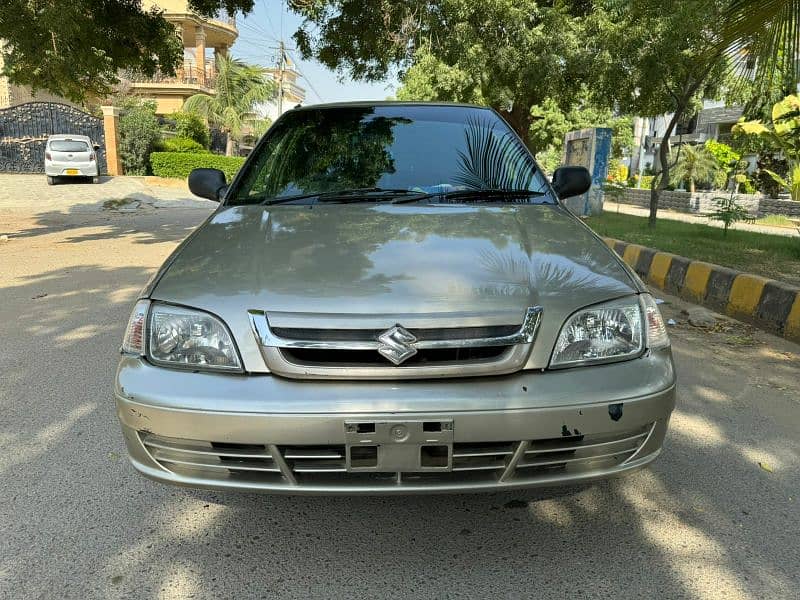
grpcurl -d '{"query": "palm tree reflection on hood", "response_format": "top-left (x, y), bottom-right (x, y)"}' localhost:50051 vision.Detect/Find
top-left (477, 247), bottom-right (630, 303)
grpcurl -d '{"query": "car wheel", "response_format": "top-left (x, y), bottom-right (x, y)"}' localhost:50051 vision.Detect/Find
top-left (47, 176), bottom-right (55, 185)
top-left (92, 176), bottom-right (100, 184)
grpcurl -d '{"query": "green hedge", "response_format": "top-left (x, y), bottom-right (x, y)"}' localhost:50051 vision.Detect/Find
top-left (156, 137), bottom-right (210, 154)
top-left (149, 152), bottom-right (246, 181)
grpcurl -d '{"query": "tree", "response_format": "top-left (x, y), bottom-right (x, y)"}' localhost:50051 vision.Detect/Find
top-left (671, 144), bottom-right (718, 193)
top-left (704, 139), bottom-right (742, 190)
top-left (118, 100), bottom-right (161, 175)
top-left (592, 0), bottom-right (729, 227)
top-left (715, 0), bottom-right (800, 114)
top-left (183, 55), bottom-right (276, 156)
top-left (733, 94), bottom-right (800, 200)
top-left (526, 94), bottom-right (633, 172)
top-left (170, 112), bottom-right (211, 149)
top-left (294, 1), bottom-right (596, 146)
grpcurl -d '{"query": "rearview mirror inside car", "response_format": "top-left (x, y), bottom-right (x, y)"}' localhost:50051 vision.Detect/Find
top-left (551, 166), bottom-right (592, 200)
top-left (188, 168), bottom-right (227, 202)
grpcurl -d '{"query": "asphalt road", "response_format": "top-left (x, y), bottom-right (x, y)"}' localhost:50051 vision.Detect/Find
top-left (1, 176), bottom-right (799, 599)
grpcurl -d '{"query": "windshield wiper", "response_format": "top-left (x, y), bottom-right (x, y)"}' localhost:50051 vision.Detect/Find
top-left (391, 188), bottom-right (550, 204)
top-left (260, 188), bottom-right (424, 206)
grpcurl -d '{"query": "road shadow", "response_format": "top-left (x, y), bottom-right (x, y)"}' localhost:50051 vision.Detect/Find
top-left (1, 270), bottom-right (798, 597)
top-left (3, 198), bottom-right (214, 245)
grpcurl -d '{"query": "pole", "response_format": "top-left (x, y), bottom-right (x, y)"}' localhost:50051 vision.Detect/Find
top-left (277, 40), bottom-right (285, 115)
top-left (636, 117), bottom-right (649, 189)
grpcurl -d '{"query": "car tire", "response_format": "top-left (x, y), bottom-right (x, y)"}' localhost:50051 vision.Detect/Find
top-left (92, 176), bottom-right (100, 184)
top-left (47, 176), bottom-right (55, 185)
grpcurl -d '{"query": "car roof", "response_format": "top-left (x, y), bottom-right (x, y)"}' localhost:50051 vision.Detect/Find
top-left (47, 134), bottom-right (92, 142)
top-left (291, 100), bottom-right (493, 112)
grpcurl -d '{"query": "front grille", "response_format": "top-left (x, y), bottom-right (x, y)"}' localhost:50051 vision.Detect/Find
top-left (281, 346), bottom-right (511, 367)
top-left (139, 423), bottom-right (654, 490)
top-left (271, 324), bottom-right (521, 342)
top-left (248, 307), bottom-right (543, 380)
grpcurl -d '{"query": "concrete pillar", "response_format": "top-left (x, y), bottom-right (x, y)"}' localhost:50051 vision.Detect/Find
top-left (101, 106), bottom-right (123, 176)
top-left (195, 26), bottom-right (206, 86)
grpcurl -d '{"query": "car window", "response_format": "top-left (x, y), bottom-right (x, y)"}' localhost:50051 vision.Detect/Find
top-left (231, 105), bottom-right (551, 204)
top-left (49, 140), bottom-right (90, 152)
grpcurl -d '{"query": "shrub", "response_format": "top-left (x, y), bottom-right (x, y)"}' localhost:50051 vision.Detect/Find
top-left (170, 111), bottom-right (211, 148)
top-left (157, 137), bottom-right (210, 153)
top-left (709, 193), bottom-right (754, 236)
top-left (150, 152), bottom-right (246, 181)
top-left (119, 100), bottom-right (161, 175)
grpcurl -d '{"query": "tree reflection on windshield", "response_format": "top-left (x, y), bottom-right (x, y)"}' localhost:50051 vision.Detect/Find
top-left (233, 105), bottom-right (549, 205)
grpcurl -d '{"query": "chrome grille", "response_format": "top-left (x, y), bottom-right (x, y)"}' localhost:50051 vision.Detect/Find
top-left (248, 307), bottom-right (543, 380)
top-left (139, 422), bottom-right (654, 489)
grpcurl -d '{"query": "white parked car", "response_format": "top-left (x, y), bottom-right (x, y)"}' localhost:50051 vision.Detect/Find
top-left (44, 134), bottom-right (100, 184)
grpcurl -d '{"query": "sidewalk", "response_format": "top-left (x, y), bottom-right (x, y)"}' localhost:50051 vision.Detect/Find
top-left (604, 201), bottom-right (800, 238)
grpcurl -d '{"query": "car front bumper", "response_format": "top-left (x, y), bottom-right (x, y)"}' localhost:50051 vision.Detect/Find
top-left (115, 349), bottom-right (676, 495)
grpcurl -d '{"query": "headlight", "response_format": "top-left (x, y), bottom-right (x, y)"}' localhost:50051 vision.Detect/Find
top-left (551, 294), bottom-right (667, 368)
top-left (148, 304), bottom-right (242, 371)
top-left (121, 300), bottom-right (242, 372)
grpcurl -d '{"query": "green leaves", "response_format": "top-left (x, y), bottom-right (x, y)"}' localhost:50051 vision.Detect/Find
top-left (0, 0), bottom-right (183, 102)
top-left (733, 94), bottom-right (800, 200)
top-left (183, 55), bottom-right (276, 155)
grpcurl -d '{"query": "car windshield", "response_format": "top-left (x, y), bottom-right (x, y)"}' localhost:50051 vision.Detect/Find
top-left (230, 105), bottom-right (553, 205)
top-left (49, 140), bottom-right (89, 152)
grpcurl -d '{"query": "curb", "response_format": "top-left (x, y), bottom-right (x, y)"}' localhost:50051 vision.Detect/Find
top-left (603, 237), bottom-right (800, 343)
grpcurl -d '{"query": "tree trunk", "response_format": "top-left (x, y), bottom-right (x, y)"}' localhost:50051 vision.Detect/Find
top-left (649, 108), bottom-right (683, 228)
top-left (225, 134), bottom-right (235, 157)
top-left (498, 102), bottom-right (533, 149)
top-left (689, 178), bottom-right (695, 193)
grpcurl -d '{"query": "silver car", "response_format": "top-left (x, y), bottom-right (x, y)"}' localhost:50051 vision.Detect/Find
top-left (116, 102), bottom-right (675, 494)
top-left (44, 134), bottom-right (100, 184)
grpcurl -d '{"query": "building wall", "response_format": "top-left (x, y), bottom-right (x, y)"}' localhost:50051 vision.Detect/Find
top-left (616, 187), bottom-right (800, 218)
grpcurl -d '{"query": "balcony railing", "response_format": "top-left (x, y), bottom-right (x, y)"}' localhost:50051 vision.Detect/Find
top-left (126, 65), bottom-right (217, 91)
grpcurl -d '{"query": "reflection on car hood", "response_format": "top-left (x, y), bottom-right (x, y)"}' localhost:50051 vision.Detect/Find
top-left (154, 203), bottom-right (637, 317)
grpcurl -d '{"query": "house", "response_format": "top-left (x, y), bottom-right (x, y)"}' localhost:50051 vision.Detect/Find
top-left (628, 100), bottom-right (752, 177)
top-left (127, 0), bottom-right (239, 115)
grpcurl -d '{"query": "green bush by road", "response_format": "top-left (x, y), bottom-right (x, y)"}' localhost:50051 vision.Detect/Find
top-left (585, 212), bottom-right (800, 286)
top-left (150, 152), bottom-right (245, 182)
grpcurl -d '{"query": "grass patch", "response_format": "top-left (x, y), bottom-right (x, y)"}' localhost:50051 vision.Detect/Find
top-left (585, 212), bottom-right (800, 286)
top-left (755, 214), bottom-right (800, 229)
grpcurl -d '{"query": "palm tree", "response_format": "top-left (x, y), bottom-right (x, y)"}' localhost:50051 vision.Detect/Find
top-left (671, 144), bottom-right (718, 193)
top-left (183, 55), bottom-right (276, 156)
top-left (716, 1), bottom-right (800, 105)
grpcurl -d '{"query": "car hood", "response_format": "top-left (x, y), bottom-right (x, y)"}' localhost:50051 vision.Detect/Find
top-left (151, 203), bottom-right (639, 371)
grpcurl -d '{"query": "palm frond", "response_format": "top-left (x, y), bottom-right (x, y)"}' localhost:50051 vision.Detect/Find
top-left (717, 0), bottom-right (800, 109)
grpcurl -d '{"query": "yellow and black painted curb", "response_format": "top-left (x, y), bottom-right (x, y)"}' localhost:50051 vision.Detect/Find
top-left (603, 237), bottom-right (800, 344)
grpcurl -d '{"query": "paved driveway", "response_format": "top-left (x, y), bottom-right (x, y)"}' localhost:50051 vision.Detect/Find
top-left (1, 175), bottom-right (798, 599)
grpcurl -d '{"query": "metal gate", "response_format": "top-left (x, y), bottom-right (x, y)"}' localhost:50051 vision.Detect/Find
top-left (0, 102), bottom-right (107, 174)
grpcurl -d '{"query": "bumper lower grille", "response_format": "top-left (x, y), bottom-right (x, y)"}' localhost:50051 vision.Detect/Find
top-left (139, 422), bottom-right (655, 490)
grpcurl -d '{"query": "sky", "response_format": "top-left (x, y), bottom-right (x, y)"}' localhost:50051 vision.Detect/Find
top-left (232, 1), bottom-right (398, 104)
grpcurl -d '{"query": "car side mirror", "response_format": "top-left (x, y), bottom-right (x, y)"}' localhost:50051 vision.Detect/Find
top-left (93, 144), bottom-right (101, 151)
top-left (551, 166), bottom-right (592, 200)
top-left (188, 168), bottom-right (227, 202)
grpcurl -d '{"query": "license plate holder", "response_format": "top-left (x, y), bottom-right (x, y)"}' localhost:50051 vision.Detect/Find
top-left (344, 420), bottom-right (454, 472)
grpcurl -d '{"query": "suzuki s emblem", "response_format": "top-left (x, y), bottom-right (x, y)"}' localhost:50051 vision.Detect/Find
top-left (377, 325), bottom-right (417, 365)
